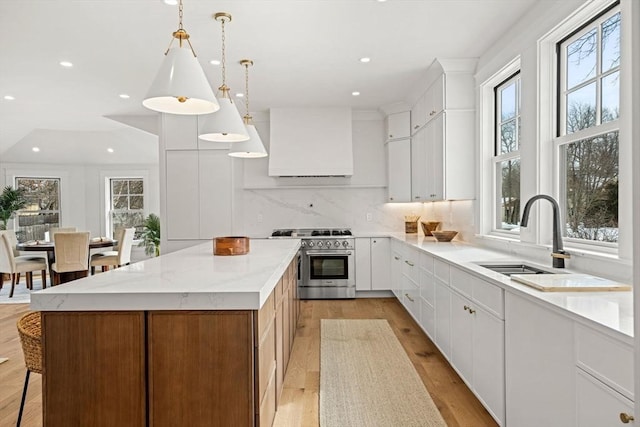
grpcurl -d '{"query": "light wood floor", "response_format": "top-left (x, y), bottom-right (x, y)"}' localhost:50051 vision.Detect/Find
top-left (0, 299), bottom-right (497, 427)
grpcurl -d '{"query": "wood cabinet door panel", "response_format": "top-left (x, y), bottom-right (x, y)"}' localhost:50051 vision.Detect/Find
top-left (42, 311), bottom-right (146, 427)
top-left (147, 311), bottom-right (254, 427)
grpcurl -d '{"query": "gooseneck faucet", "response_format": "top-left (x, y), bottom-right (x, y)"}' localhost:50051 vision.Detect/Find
top-left (520, 194), bottom-right (570, 268)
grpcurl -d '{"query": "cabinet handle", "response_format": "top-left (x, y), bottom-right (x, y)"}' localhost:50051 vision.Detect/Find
top-left (389, 134), bottom-right (393, 138)
top-left (405, 260), bottom-right (414, 267)
top-left (414, 124), bottom-right (419, 129)
top-left (430, 110), bottom-right (436, 116)
top-left (415, 196), bottom-right (421, 199)
top-left (468, 308), bottom-right (476, 314)
top-left (620, 413), bottom-right (635, 423)
top-left (405, 293), bottom-right (415, 302)
top-left (394, 256), bottom-right (401, 260)
top-left (463, 305), bottom-right (469, 311)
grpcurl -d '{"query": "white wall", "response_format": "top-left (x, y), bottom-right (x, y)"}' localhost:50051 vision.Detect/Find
top-left (0, 162), bottom-right (160, 239)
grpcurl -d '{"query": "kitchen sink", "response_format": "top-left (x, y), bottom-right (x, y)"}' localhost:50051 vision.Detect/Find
top-left (477, 263), bottom-right (555, 277)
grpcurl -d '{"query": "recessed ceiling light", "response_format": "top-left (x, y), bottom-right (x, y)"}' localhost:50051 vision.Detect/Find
top-left (377, 0), bottom-right (387, 2)
top-left (107, 148), bottom-right (114, 153)
top-left (235, 93), bottom-right (244, 98)
top-left (210, 59), bottom-right (221, 65)
top-left (359, 57), bottom-right (371, 63)
top-left (163, 0), bottom-right (178, 4)
top-left (119, 94), bottom-right (130, 99)
top-left (59, 61), bottom-right (73, 68)
top-left (4, 95), bottom-right (15, 101)
top-left (32, 147), bottom-right (40, 152)
top-left (352, 91), bottom-right (361, 96)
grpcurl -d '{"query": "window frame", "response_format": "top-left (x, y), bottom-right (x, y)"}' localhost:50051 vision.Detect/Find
top-left (108, 177), bottom-right (145, 240)
top-left (493, 70), bottom-right (522, 234)
top-left (14, 176), bottom-right (62, 242)
top-left (554, 3), bottom-right (621, 248)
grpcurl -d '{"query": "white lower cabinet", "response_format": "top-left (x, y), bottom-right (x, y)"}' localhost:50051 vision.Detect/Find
top-left (390, 241), bottom-right (404, 299)
top-left (434, 278), bottom-right (451, 360)
top-left (505, 292), bottom-right (575, 427)
top-left (450, 277), bottom-right (505, 425)
top-left (356, 237), bottom-right (391, 291)
top-left (576, 369), bottom-right (634, 427)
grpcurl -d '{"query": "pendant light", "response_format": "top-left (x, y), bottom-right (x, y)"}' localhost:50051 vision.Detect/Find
top-left (229, 59), bottom-right (268, 158)
top-left (198, 12), bottom-right (249, 142)
top-left (143, 0), bottom-right (219, 115)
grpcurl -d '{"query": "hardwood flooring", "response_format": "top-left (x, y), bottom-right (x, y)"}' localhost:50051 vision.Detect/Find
top-left (0, 299), bottom-right (497, 427)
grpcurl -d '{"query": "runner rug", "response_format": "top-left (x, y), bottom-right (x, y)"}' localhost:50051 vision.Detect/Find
top-left (320, 319), bottom-right (447, 427)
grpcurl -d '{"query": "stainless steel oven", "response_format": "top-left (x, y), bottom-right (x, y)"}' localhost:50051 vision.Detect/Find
top-left (271, 228), bottom-right (356, 299)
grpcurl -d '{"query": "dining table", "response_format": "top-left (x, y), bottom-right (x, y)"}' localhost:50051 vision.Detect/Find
top-left (17, 238), bottom-right (117, 285)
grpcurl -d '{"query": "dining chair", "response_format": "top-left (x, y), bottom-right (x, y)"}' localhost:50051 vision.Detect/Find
top-left (49, 226), bottom-right (77, 241)
top-left (16, 311), bottom-right (42, 427)
top-left (0, 234), bottom-right (48, 297)
top-left (90, 228), bottom-right (135, 274)
top-left (52, 231), bottom-right (90, 285)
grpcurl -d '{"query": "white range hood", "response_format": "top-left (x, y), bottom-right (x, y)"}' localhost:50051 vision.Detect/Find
top-left (268, 107), bottom-right (353, 177)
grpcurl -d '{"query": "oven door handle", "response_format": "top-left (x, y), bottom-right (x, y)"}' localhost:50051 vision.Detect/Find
top-left (305, 250), bottom-right (352, 256)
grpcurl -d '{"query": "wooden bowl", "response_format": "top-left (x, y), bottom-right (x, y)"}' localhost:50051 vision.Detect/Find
top-left (420, 221), bottom-right (441, 236)
top-left (213, 236), bottom-right (250, 256)
top-left (431, 230), bottom-right (458, 242)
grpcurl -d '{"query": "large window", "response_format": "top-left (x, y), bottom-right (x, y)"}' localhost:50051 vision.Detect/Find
top-left (493, 72), bottom-right (521, 231)
top-left (557, 4), bottom-right (620, 243)
top-left (109, 178), bottom-right (144, 239)
top-left (15, 177), bottom-right (61, 241)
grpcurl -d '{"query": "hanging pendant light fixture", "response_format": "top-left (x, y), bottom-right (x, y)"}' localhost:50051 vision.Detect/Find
top-left (229, 59), bottom-right (268, 158)
top-left (199, 12), bottom-right (249, 142)
top-left (143, 0), bottom-right (219, 115)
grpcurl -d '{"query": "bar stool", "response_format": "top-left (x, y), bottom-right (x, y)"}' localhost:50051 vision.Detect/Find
top-left (16, 311), bottom-right (42, 427)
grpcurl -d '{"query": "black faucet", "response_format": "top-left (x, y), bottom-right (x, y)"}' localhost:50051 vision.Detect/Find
top-left (520, 195), bottom-right (570, 268)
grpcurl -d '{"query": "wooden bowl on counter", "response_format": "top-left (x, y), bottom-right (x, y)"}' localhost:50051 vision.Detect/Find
top-left (420, 221), bottom-right (441, 236)
top-left (431, 230), bottom-right (458, 242)
top-left (213, 236), bottom-right (250, 255)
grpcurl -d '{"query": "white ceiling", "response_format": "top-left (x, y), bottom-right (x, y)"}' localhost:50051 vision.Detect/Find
top-left (0, 0), bottom-right (555, 164)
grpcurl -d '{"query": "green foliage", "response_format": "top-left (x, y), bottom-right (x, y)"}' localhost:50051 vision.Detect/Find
top-left (0, 186), bottom-right (27, 230)
top-left (138, 213), bottom-right (161, 257)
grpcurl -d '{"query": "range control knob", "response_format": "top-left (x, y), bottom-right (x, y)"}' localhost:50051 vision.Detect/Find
top-left (308, 241), bottom-right (314, 247)
top-left (301, 241), bottom-right (306, 247)
top-left (317, 241), bottom-right (324, 247)
top-left (334, 241), bottom-right (341, 247)
top-left (342, 241), bottom-right (349, 247)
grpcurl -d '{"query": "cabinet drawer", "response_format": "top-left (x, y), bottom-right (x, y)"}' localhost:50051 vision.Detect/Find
top-left (402, 249), bottom-right (420, 284)
top-left (402, 280), bottom-right (420, 323)
top-left (575, 324), bottom-right (634, 400)
top-left (451, 268), bottom-right (503, 319)
top-left (576, 368), bottom-right (634, 427)
top-left (420, 251), bottom-right (434, 274)
top-left (419, 268), bottom-right (435, 306)
top-left (434, 259), bottom-right (449, 284)
top-left (471, 276), bottom-right (504, 320)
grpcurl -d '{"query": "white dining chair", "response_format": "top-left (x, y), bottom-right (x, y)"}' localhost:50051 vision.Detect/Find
top-left (51, 231), bottom-right (90, 285)
top-left (49, 227), bottom-right (77, 241)
top-left (90, 228), bottom-right (135, 274)
top-left (0, 234), bottom-right (48, 297)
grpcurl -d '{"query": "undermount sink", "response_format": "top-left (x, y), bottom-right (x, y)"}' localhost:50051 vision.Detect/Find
top-left (477, 263), bottom-right (555, 277)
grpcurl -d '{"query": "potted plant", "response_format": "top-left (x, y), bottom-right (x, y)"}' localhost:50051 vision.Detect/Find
top-left (139, 213), bottom-right (160, 257)
top-left (0, 186), bottom-right (27, 230)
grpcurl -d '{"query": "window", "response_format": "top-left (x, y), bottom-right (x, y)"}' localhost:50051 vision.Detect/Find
top-left (557, 4), bottom-right (620, 243)
top-left (14, 177), bottom-right (61, 241)
top-left (109, 178), bottom-right (144, 239)
top-left (493, 72), bottom-right (521, 231)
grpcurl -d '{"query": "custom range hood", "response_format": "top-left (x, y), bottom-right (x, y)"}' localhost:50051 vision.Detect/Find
top-left (268, 107), bottom-right (353, 177)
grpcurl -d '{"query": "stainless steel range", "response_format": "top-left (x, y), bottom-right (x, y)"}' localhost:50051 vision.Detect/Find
top-left (270, 228), bottom-right (355, 299)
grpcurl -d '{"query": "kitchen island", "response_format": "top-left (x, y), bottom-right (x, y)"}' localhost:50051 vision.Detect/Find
top-left (31, 238), bottom-right (301, 427)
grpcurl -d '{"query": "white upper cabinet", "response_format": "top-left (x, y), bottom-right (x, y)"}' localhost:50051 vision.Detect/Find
top-left (410, 93), bottom-right (427, 135)
top-left (386, 139), bottom-right (412, 203)
top-left (385, 111), bottom-right (410, 142)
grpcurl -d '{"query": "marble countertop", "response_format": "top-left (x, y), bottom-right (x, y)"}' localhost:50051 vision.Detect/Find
top-left (30, 238), bottom-right (301, 312)
top-left (387, 233), bottom-right (633, 340)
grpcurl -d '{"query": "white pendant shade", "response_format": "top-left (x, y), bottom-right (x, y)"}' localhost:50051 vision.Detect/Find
top-left (228, 124), bottom-right (268, 158)
top-left (143, 47), bottom-right (219, 115)
top-left (198, 97), bottom-right (249, 142)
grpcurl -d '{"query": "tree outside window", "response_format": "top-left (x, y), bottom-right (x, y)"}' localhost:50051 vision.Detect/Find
top-left (110, 178), bottom-right (144, 239)
top-left (558, 8), bottom-right (620, 243)
top-left (494, 72), bottom-right (521, 231)
top-left (15, 177), bottom-right (61, 241)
